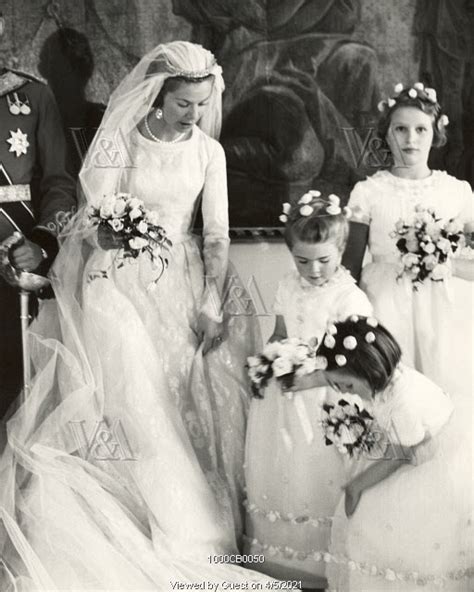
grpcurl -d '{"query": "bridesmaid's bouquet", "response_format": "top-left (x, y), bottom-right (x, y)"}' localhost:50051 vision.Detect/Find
top-left (247, 338), bottom-right (326, 398)
top-left (320, 398), bottom-right (379, 457)
top-left (392, 205), bottom-right (464, 289)
top-left (87, 193), bottom-right (172, 289)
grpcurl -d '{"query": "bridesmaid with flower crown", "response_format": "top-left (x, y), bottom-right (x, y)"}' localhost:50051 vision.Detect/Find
top-left (244, 192), bottom-right (372, 589)
top-left (343, 82), bottom-right (474, 397)
top-left (317, 317), bottom-right (473, 592)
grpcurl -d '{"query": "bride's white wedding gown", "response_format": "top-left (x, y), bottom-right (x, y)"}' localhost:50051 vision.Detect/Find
top-left (0, 126), bottom-right (272, 590)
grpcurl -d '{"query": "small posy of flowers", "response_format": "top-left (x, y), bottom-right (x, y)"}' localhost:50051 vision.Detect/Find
top-left (320, 398), bottom-right (379, 457)
top-left (247, 338), bottom-right (326, 398)
top-left (86, 193), bottom-right (172, 289)
top-left (392, 205), bottom-right (464, 289)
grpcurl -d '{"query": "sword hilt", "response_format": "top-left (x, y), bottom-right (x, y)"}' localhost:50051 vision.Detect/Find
top-left (0, 232), bottom-right (50, 291)
top-left (6, 231), bottom-right (25, 266)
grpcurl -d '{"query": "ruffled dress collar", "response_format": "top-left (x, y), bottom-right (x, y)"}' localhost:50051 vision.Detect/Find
top-left (297, 266), bottom-right (355, 293)
top-left (370, 169), bottom-right (446, 191)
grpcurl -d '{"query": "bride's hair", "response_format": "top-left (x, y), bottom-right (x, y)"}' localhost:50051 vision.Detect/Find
top-left (143, 41), bottom-right (221, 114)
top-left (153, 74), bottom-right (214, 108)
top-left (318, 317), bottom-right (402, 393)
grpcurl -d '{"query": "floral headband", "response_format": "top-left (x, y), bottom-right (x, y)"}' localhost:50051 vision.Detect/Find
top-left (279, 191), bottom-right (351, 224)
top-left (377, 82), bottom-right (449, 129)
top-left (320, 316), bottom-right (379, 368)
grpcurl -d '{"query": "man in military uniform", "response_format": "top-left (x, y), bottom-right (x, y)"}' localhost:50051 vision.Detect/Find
top-left (0, 64), bottom-right (76, 419)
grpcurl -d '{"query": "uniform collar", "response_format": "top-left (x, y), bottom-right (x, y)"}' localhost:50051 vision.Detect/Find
top-left (0, 69), bottom-right (28, 97)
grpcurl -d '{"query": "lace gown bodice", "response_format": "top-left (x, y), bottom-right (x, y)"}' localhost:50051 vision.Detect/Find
top-left (124, 126), bottom-right (229, 243)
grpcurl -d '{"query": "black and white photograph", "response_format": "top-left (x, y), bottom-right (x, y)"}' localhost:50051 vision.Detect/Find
top-left (0, 1), bottom-right (473, 590)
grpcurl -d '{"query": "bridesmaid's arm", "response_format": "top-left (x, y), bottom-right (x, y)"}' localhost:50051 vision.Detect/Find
top-left (290, 370), bottom-right (327, 391)
top-left (268, 315), bottom-right (287, 342)
top-left (342, 222), bottom-right (369, 283)
top-left (452, 221), bottom-right (474, 281)
top-left (344, 441), bottom-right (421, 517)
top-left (452, 258), bottom-right (474, 281)
top-left (344, 457), bottom-right (409, 517)
top-left (465, 220), bottom-right (474, 248)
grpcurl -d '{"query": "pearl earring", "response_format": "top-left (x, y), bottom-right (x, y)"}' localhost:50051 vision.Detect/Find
top-left (155, 108), bottom-right (163, 120)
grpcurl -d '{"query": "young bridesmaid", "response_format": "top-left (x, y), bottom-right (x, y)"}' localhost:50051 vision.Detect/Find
top-left (244, 193), bottom-right (372, 589)
top-left (343, 82), bottom-right (473, 396)
top-left (315, 317), bottom-right (472, 591)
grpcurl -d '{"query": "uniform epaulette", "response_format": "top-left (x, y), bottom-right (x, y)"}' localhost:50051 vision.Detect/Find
top-left (8, 68), bottom-right (46, 85)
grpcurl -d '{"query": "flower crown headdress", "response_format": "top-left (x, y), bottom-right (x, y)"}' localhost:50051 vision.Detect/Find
top-left (279, 191), bottom-right (351, 225)
top-left (319, 316), bottom-right (379, 368)
top-left (377, 82), bottom-right (449, 129)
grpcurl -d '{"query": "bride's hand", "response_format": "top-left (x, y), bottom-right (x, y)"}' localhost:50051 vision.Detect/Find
top-left (97, 225), bottom-right (126, 250)
top-left (198, 314), bottom-right (224, 355)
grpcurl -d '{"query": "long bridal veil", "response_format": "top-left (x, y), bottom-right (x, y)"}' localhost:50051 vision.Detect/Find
top-left (0, 41), bottom-right (273, 590)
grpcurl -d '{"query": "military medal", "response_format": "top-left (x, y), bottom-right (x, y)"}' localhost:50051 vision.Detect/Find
top-left (18, 92), bottom-right (31, 115)
top-left (7, 128), bottom-right (29, 157)
top-left (6, 92), bottom-right (31, 116)
top-left (7, 94), bottom-right (21, 115)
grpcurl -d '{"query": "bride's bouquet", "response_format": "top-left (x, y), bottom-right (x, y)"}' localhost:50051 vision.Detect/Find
top-left (247, 338), bottom-right (326, 398)
top-left (87, 193), bottom-right (172, 289)
top-left (392, 205), bottom-right (464, 289)
top-left (320, 398), bottom-right (379, 457)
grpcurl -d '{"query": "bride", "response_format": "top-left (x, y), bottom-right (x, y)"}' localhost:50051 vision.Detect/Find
top-left (0, 41), bottom-right (272, 590)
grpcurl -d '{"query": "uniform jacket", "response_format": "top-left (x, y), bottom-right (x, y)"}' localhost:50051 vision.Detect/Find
top-left (0, 67), bottom-right (76, 266)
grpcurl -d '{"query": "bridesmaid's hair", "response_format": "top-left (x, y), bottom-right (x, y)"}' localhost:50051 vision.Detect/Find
top-left (318, 317), bottom-right (402, 393)
top-left (284, 196), bottom-right (349, 251)
top-left (153, 74), bottom-right (214, 108)
top-left (378, 88), bottom-right (447, 149)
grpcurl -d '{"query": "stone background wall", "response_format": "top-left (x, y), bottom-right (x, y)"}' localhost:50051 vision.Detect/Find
top-left (1, 0), bottom-right (472, 225)
top-left (0, 0), bottom-right (418, 103)
top-left (354, 0), bottom-right (419, 93)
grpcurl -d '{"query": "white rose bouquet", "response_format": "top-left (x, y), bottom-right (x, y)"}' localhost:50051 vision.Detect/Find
top-left (320, 398), bottom-right (379, 457)
top-left (247, 338), bottom-right (326, 398)
top-left (87, 193), bottom-right (171, 289)
top-left (392, 205), bottom-right (464, 289)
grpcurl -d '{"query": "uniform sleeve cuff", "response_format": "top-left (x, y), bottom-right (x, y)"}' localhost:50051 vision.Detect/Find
top-left (28, 228), bottom-right (59, 275)
top-left (28, 227), bottom-right (59, 260)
